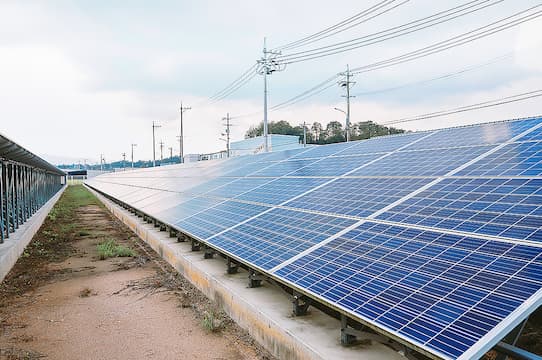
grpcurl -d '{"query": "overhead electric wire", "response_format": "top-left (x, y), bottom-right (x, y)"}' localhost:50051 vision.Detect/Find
top-left (276, 0), bottom-right (411, 52)
top-left (273, 0), bottom-right (407, 51)
top-left (353, 52), bottom-right (513, 97)
top-left (206, 63), bottom-right (258, 104)
top-left (265, 5), bottom-right (541, 112)
top-left (380, 89), bottom-right (542, 125)
top-left (275, 0), bottom-right (506, 64)
top-left (349, 5), bottom-right (542, 73)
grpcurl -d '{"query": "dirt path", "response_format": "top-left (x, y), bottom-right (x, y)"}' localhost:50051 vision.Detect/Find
top-left (0, 186), bottom-right (272, 360)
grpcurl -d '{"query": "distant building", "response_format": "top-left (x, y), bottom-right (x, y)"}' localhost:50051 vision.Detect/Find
top-left (230, 134), bottom-right (302, 157)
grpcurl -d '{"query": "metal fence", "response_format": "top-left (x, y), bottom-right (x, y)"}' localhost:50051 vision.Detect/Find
top-left (0, 134), bottom-right (65, 243)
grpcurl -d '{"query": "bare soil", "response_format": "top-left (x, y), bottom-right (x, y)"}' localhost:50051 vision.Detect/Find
top-left (0, 186), bottom-right (273, 360)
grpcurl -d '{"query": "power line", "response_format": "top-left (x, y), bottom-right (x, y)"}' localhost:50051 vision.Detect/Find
top-left (350, 5), bottom-right (542, 73)
top-left (208, 65), bottom-right (259, 103)
top-left (276, 0), bottom-right (507, 64)
top-left (274, 0), bottom-right (409, 51)
top-left (263, 6), bottom-right (541, 113)
top-left (380, 89), bottom-right (542, 126)
top-left (353, 52), bottom-right (513, 97)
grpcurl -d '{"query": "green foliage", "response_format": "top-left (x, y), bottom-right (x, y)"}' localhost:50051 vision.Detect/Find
top-left (245, 120), bottom-right (405, 144)
top-left (96, 239), bottom-right (135, 260)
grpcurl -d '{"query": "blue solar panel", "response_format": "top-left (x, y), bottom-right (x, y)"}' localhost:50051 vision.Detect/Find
top-left (206, 177), bottom-right (274, 198)
top-left (235, 177), bottom-right (329, 205)
top-left (86, 116), bottom-right (542, 360)
top-left (274, 221), bottom-right (542, 359)
top-left (249, 159), bottom-right (318, 176)
top-left (377, 177), bottom-right (542, 242)
top-left (289, 141), bottom-right (358, 159)
top-left (289, 153), bottom-right (383, 176)
top-left (175, 201), bottom-right (270, 240)
top-left (284, 177), bottom-right (434, 218)
top-left (335, 132), bottom-right (431, 156)
top-left (351, 146), bottom-right (495, 176)
top-left (406, 118), bottom-right (540, 151)
top-left (207, 208), bottom-right (357, 270)
top-left (456, 141), bottom-right (542, 177)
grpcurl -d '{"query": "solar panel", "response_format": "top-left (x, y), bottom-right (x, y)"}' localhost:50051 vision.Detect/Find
top-left (86, 116), bottom-right (542, 360)
top-left (285, 177), bottom-right (434, 218)
top-left (377, 177), bottom-right (542, 242)
top-left (207, 208), bottom-right (357, 270)
top-left (273, 221), bottom-right (542, 359)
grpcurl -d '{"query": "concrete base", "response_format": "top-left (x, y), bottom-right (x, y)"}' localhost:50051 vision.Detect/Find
top-left (88, 186), bottom-right (404, 360)
top-left (0, 186), bottom-right (66, 283)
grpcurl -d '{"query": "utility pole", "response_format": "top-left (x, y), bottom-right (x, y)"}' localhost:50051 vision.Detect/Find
top-left (131, 143), bottom-right (137, 168)
top-left (152, 121), bottom-right (161, 167)
top-left (257, 37), bottom-right (285, 153)
top-left (302, 121), bottom-right (307, 147)
top-left (221, 113), bottom-right (231, 158)
top-left (122, 153), bottom-right (126, 170)
top-left (100, 154), bottom-right (105, 171)
top-left (169, 147), bottom-right (173, 160)
top-left (179, 102), bottom-right (191, 164)
top-left (159, 140), bottom-right (164, 163)
top-left (338, 64), bottom-right (355, 142)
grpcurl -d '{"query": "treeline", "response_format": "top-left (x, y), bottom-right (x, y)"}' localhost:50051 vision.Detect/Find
top-left (245, 120), bottom-right (405, 144)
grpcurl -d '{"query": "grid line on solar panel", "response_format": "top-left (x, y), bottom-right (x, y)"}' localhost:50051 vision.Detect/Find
top-left (456, 141), bottom-right (542, 177)
top-left (390, 117), bottom-right (542, 151)
top-left (377, 177), bottom-right (542, 243)
top-left (333, 132), bottom-right (432, 156)
top-left (349, 146), bottom-right (496, 177)
top-left (205, 208), bottom-right (357, 270)
top-left (283, 177), bottom-right (434, 218)
top-left (174, 201), bottom-right (271, 241)
top-left (274, 222), bottom-right (542, 359)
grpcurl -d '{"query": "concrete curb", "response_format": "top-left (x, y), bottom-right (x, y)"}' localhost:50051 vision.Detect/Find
top-left (87, 185), bottom-right (403, 360)
top-left (0, 186), bottom-right (67, 283)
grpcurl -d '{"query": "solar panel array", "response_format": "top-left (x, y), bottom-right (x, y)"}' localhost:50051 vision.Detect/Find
top-left (86, 117), bottom-right (542, 360)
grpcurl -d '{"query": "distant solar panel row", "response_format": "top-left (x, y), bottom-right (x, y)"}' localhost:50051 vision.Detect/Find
top-left (86, 117), bottom-right (542, 360)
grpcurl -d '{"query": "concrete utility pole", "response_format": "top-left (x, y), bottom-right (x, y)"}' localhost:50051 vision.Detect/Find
top-left (122, 153), bottom-right (126, 170)
top-left (169, 147), bottom-right (173, 160)
top-left (100, 154), bottom-right (105, 171)
top-left (179, 102), bottom-right (191, 164)
top-left (257, 37), bottom-right (285, 153)
top-left (338, 64), bottom-right (355, 142)
top-left (159, 140), bottom-right (164, 163)
top-left (152, 121), bottom-right (161, 167)
top-left (222, 113), bottom-right (231, 158)
top-left (131, 143), bottom-right (137, 168)
top-left (302, 121), bottom-right (307, 147)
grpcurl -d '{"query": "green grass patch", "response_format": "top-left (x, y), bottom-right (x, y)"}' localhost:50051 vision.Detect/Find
top-left (97, 239), bottom-right (135, 260)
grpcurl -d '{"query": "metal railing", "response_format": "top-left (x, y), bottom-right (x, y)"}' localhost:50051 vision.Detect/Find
top-left (0, 133), bottom-right (65, 243)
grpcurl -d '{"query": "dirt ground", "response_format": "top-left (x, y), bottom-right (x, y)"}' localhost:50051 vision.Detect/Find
top-left (0, 186), bottom-right (273, 360)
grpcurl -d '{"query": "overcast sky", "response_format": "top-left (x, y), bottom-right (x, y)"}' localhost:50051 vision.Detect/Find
top-left (1, 0), bottom-right (541, 165)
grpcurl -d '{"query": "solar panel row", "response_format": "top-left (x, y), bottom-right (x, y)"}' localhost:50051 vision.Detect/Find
top-left (86, 117), bottom-right (542, 360)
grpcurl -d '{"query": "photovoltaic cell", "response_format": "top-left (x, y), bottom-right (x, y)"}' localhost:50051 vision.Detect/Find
top-left (207, 208), bottom-right (357, 270)
top-left (235, 177), bottom-right (329, 205)
top-left (249, 159), bottom-right (318, 176)
top-left (289, 153), bottom-right (383, 176)
top-left (406, 119), bottom-right (540, 151)
top-left (175, 201), bottom-right (270, 240)
top-left (284, 177), bottom-right (434, 218)
top-left (350, 146), bottom-right (495, 176)
top-left (456, 142), bottom-right (542, 177)
top-left (335, 132), bottom-right (430, 156)
top-left (274, 221), bottom-right (542, 359)
top-left (205, 177), bottom-right (274, 198)
top-left (377, 177), bottom-right (542, 242)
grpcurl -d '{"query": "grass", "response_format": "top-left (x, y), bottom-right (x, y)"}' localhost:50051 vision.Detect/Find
top-left (201, 307), bottom-right (223, 332)
top-left (97, 239), bottom-right (135, 260)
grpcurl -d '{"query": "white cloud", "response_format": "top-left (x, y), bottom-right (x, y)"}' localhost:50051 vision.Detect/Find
top-left (515, 17), bottom-right (542, 72)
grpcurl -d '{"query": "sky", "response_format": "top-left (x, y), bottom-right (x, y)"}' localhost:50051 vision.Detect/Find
top-left (1, 0), bottom-right (541, 165)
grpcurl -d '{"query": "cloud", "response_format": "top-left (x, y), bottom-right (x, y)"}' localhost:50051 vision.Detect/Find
top-left (515, 17), bottom-right (542, 72)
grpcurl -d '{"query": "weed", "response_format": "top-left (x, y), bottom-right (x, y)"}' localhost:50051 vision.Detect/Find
top-left (97, 239), bottom-right (135, 260)
top-left (201, 307), bottom-right (222, 332)
top-left (79, 288), bottom-right (94, 297)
